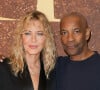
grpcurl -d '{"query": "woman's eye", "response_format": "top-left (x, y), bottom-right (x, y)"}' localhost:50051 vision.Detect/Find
top-left (37, 32), bottom-right (44, 36)
top-left (23, 32), bottom-right (31, 35)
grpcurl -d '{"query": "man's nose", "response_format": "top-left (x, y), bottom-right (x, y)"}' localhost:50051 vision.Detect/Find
top-left (68, 33), bottom-right (74, 41)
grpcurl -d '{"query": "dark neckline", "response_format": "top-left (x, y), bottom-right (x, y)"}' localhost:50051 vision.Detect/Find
top-left (67, 51), bottom-right (99, 63)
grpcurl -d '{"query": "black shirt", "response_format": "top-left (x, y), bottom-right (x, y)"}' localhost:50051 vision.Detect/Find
top-left (49, 52), bottom-right (100, 90)
top-left (0, 58), bottom-right (46, 90)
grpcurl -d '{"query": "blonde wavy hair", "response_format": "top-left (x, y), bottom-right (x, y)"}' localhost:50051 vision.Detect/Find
top-left (10, 10), bottom-right (57, 78)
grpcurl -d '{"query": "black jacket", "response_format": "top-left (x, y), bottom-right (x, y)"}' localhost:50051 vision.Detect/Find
top-left (0, 58), bottom-right (46, 90)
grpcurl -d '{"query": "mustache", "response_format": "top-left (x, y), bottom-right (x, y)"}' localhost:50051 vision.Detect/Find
top-left (63, 41), bottom-right (76, 46)
top-left (62, 43), bottom-right (79, 49)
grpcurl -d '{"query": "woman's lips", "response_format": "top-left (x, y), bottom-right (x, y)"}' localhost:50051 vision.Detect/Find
top-left (29, 45), bottom-right (38, 49)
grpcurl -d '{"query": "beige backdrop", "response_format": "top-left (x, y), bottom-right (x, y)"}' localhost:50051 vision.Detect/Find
top-left (0, 0), bottom-right (100, 56)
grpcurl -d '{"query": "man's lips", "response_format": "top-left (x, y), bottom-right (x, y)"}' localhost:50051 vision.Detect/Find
top-left (67, 46), bottom-right (75, 49)
top-left (65, 44), bottom-right (76, 49)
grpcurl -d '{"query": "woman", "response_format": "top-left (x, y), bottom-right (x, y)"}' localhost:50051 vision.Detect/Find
top-left (0, 10), bottom-right (56, 90)
top-left (0, 54), bottom-right (5, 62)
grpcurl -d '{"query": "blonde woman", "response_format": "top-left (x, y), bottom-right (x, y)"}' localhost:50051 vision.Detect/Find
top-left (0, 10), bottom-right (56, 90)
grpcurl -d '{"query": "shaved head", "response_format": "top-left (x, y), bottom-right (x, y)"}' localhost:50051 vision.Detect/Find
top-left (60, 12), bottom-right (88, 30)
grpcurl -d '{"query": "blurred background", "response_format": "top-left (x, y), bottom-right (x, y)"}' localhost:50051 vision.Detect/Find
top-left (0, 0), bottom-right (100, 56)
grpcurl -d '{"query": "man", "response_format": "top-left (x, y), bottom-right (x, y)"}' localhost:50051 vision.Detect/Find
top-left (48, 12), bottom-right (100, 90)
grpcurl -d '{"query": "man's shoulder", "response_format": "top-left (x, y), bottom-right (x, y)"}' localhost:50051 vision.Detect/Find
top-left (57, 56), bottom-right (69, 61)
top-left (56, 56), bottom-right (69, 66)
top-left (93, 51), bottom-right (100, 59)
top-left (94, 52), bottom-right (100, 63)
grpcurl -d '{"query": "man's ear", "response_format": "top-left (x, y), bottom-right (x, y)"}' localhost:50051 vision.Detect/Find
top-left (86, 28), bottom-right (91, 41)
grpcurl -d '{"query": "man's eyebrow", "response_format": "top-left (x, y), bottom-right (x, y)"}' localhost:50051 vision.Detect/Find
top-left (61, 28), bottom-right (67, 31)
top-left (73, 27), bottom-right (80, 29)
top-left (72, 27), bottom-right (81, 30)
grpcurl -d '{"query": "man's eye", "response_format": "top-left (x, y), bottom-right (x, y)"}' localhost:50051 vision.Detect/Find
top-left (60, 31), bottom-right (67, 35)
top-left (74, 29), bottom-right (80, 33)
top-left (75, 30), bottom-right (79, 33)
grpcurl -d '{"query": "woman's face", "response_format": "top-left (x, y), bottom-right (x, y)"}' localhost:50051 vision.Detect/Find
top-left (22, 20), bottom-right (46, 55)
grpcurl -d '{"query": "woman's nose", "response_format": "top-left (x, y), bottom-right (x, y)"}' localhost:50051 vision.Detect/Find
top-left (31, 34), bottom-right (37, 42)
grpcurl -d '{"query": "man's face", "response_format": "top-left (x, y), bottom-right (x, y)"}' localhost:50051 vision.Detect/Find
top-left (60, 16), bottom-right (89, 56)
